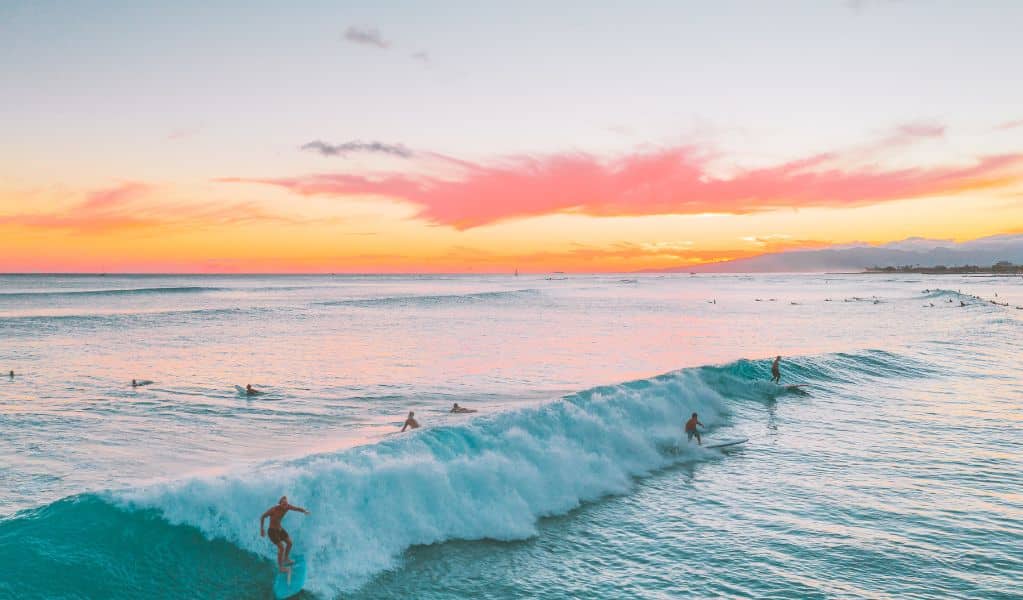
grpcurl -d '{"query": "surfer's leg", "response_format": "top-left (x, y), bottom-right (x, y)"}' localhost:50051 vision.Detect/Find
top-left (283, 535), bottom-right (295, 565)
top-left (275, 541), bottom-right (287, 570)
top-left (696, 431), bottom-right (702, 445)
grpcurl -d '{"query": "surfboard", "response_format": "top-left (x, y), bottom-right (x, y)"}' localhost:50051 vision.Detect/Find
top-left (705, 437), bottom-right (748, 449)
top-left (273, 554), bottom-right (307, 599)
top-left (234, 385), bottom-right (247, 395)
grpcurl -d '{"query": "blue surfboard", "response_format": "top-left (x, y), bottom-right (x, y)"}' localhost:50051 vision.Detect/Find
top-left (273, 554), bottom-right (307, 599)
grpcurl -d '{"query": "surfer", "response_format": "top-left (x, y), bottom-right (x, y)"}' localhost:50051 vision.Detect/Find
top-left (451, 403), bottom-right (476, 414)
top-left (401, 411), bottom-right (420, 432)
top-left (685, 412), bottom-right (704, 445)
top-left (771, 356), bottom-right (782, 383)
top-left (260, 496), bottom-right (309, 572)
top-left (8, 370), bottom-right (12, 379)
top-left (246, 384), bottom-right (260, 396)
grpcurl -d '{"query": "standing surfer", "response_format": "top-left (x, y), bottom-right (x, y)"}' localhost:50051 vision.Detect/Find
top-left (771, 356), bottom-right (782, 383)
top-left (260, 496), bottom-right (310, 573)
top-left (685, 412), bottom-right (704, 445)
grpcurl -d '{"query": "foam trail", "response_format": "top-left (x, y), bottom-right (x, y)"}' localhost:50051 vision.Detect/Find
top-left (116, 367), bottom-right (734, 594)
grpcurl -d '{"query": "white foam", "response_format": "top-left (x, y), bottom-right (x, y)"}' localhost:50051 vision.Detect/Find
top-left (116, 369), bottom-right (730, 594)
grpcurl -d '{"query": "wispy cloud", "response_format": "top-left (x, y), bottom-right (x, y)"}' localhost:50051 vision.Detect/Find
top-left (223, 145), bottom-right (1023, 230)
top-left (410, 51), bottom-right (430, 63)
top-left (0, 182), bottom-right (297, 234)
top-left (344, 26), bottom-right (390, 49)
top-left (846, 0), bottom-right (904, 13)
top-left (887, 121), bottom-right (945, 143)
top-left (995, 119), bottom-right (1023, 131)
top-left (300, 140), bottom-right (413, 158)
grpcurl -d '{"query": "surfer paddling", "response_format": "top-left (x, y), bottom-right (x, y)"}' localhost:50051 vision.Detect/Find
top-left (401, 411), bottom-right (420, 432)
top-left (246, 384), bottom-right (261, 396)
top-left (771, 356), bottom-right (782, 383)
top-left (450, 403), bottom-right (476, 414)
top-left (260, 496), bottom-right (309, 573)
top-left (685, 412), bottom-right (704, 445)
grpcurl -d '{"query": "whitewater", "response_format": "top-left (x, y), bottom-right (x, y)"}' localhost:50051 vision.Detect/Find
top-left (1, 274), bottom-right (1020, 599)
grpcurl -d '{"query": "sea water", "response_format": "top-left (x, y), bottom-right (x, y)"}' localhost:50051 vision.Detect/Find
top-left (0, 274), bottom-right (1020, 599)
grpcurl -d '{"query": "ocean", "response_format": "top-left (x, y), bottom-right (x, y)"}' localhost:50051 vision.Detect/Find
top-left (1, 273), bottom-right (1020, 599)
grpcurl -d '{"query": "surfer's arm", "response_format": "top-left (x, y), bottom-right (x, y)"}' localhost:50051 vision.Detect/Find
top-left (287, 504), bottom-right (310, 515)
top-left (259, 510), bottom-right (270, 535)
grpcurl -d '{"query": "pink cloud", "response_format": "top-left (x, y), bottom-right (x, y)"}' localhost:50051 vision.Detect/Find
top-left (222, 147), bottom-right (1023, 229)
top-left (0, 182), bottom-right (299, 234)
top-left (77, 182), bottom-right (152, 211)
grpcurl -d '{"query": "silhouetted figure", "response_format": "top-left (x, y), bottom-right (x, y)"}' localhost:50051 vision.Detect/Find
top-left (401, 411), bottom-right (420, 432)
top-left (771, 356), bottom-right (782, 383)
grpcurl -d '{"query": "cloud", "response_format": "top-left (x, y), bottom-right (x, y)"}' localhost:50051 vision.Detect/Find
top-left (996, 119), bottom-right (1023, 131)
top-left (223, 146), bottom-right (1023, 230)
top-left (846, 0), bottom-right (904, 12)
top-left (410, 51), bottom-right (430, 63)
top-left (78, 182), bottom-right (152, 211)
top-left (344, 26), bottom-right (390, 49)
top-left (889, 121), bottom-right (944, 141)
top-left (0, 182), bottom-right (297, 234)
top-left (300, 140), bottom-right (413, 159)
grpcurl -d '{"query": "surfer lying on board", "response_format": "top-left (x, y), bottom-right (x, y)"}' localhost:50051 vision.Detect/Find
top-left (451, 403), bottom-right (476, 413)
top-left (401, 411), bottom-right (420, 432)
top-left (246, 384), bottom-right (261, 396)
top-left (260, 496), bottom-right (309, 572)
top-left (685, 412), bottom-right (704, 445)
top-left (771, 356), bottom-right (782, 383)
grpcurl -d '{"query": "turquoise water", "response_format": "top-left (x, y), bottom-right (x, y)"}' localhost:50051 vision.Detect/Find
top-left (1, 274), bottom-right (1021, 598)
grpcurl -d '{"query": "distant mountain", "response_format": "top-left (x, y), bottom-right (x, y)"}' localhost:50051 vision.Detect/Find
top-left (654, 233), bottom-right (1023, 273)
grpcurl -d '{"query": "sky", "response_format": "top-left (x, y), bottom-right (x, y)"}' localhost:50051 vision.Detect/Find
top-left (1, 0), bottom-right (1022, 273)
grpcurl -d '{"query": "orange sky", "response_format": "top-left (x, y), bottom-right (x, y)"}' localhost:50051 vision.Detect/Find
top-left (3, 3), bottom-right (1023, 273)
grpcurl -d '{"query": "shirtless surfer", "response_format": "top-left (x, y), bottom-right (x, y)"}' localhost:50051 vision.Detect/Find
top-left (685, 412), bottom-right (704, 445)
top-left (450, 403), bottom-right (476, 414)
top-left (246, 384), bottom-right (261, 396)
top-left (771, 356), bottom-right (782, 383)
top-left (260, 496), bottom-right (309, 572)
top-left (401, 411), bottom-right (420, 432)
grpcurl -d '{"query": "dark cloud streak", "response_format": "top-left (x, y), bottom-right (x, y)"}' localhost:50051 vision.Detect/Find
top-left (300, 140), bottom-right (414, 159)
top-left (344, 26), bottom-right (390, 49)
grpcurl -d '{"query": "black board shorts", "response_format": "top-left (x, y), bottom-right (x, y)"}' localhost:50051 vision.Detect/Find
top-left (268, 527), bottom-right (288, 544)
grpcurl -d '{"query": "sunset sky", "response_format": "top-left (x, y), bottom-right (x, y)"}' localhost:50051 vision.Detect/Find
top-left (1, 0), bottom-right (1021, 272)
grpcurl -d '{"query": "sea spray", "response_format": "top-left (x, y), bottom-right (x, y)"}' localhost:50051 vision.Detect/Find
top-left (113, 367), bottom-right (736, 594)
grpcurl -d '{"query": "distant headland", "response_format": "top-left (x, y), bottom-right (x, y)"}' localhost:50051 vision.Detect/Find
top-left (866, 261), bottom-right (1023, 275)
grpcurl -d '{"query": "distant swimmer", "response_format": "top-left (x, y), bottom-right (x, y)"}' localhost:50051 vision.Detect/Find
top-left (246, 384), bottom-right (261, 396)
top-left (771, 356), bottom-right (782, 383)
top-left (260, 496), bottom-right (309, 573)
top-left (685, 412), bottom-right (704, 445)
top-left (401, 411), bottom-right (420, 432)
top-left (132, 379), bottom-right (153, 387)
top-left (451, 403), bottom-right (477, 414)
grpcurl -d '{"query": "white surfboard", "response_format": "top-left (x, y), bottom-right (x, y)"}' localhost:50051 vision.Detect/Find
top-left (705, 437), bottom-right (748, 449)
